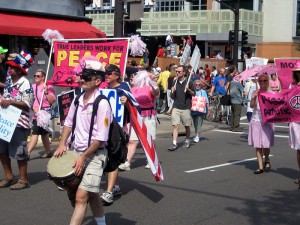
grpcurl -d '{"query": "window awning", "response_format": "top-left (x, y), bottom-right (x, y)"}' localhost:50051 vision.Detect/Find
top-left (0, 12), bottom-right (106, 39)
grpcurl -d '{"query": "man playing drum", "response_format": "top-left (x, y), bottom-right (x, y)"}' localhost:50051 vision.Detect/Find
top-left (53, 58), bottom-right (112, 225)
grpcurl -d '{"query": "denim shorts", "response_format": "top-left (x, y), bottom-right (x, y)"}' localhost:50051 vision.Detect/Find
top-left (0, 127), bottom-right (30, 160)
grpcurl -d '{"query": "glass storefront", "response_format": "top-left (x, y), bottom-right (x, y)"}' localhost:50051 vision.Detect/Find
top-left (297, 0), bottom-right (300, 36)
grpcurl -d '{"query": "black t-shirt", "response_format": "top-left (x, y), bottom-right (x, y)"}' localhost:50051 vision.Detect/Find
top-left (172, 78), bottom-right (194, 110)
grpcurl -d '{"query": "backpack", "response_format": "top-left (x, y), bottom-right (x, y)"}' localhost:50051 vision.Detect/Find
top-left (71, 92), bottom-right (129, 173)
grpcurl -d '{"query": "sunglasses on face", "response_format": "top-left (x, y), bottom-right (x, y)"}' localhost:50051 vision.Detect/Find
top-left (34, 75), bottom-right (42, 78)
top-left (258, 80), bottom-right (268, 83)
top-left (80, 75), bottom-right (96, 82)
top-left (195, 83), bottom-right (201, 86)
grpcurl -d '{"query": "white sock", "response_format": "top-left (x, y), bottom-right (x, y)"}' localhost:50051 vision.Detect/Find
top-left (186, 139), bottom-right (190, 143)
top-left (114, 185), bottom-right (120, 189)
top-left (95, 216), bottom-right (106, 225)
top-left (173, 140), bottom-right (177, 145)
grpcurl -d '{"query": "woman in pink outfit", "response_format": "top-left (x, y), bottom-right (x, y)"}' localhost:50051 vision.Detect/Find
top-left (288, 68), bottom-right (300, 187)
top-left (118, 70), bottom-right (159, 170)
top-left (28, 69), bottom-right (56, 159)
top-left (269, 73), bottom-right (281, 93)
top-left (248, 74), bottom-right (275, 174)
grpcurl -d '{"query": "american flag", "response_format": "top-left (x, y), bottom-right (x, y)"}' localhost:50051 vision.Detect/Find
top-left (117, 89), bottom-right (164, 181)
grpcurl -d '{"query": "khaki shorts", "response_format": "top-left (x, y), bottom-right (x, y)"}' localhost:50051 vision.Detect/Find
top-left (130, 116), bottom-right (157, 141)
top-left (171, 108), bottom-right (192, 126)
top-left (76, 148), bottom-right (107, 193)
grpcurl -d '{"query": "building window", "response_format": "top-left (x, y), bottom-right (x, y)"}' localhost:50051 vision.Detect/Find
top-left (155, 0), bottom-right (206, 12)
top-left (297, 0), bottom-right (300, 36)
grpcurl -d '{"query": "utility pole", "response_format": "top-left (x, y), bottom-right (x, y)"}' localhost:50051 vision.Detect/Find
top-left (214, 0), bottom-right (240, 67)
top-left (114, 0), bottom-right (124, 37)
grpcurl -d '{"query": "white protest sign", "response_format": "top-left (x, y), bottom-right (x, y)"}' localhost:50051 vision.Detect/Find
top-left (99, 89), bottom-right (125, 126)
top-left (0, 105), bottom-right (22, 142)
top-left (180, 44), bottom-right (191, 66)
top-left (245, 57), bottom-right (268, 69)
top-left (190, 45), bottom-right (201, 74)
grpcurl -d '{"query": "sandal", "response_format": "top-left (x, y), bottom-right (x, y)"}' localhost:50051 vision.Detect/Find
top-left (0, 177), bottom-right (14, 188)
top-left (40, 153), bottom-right (53, 159)
top-left (254, 169), bottom-right (264, 174)
top-left (10, 179), bottom-right (30, 190)
top-left (264, 159), bottom-right (271, 171)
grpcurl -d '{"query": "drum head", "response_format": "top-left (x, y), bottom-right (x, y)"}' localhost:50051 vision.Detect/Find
top-left (47, 151), bottom-right (78, 178)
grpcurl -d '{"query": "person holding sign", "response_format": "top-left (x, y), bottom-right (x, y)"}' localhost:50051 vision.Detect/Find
top-left (288, 68), bottom-right (300, 186)
top-left (0, 50), bottom-right (34, 190)
top-left (53, 59), bottom-right (112, 225)
top-left (101, 64), bottom-right (130, 205)
top-left (248, 74), bottom-right (275, 174)
top-left (191, 80), bottom-right (210, 143)
top-left (168, 65), bottom-right (195, 151)
top-left (27, 69), bottom-right (56, 160)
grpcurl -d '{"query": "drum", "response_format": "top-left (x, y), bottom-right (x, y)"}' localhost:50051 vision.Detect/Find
top-left (47, 151), bottom-right (82, 207)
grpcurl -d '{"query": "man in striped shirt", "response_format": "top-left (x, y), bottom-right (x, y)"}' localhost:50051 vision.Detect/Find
top-left (0, 51), bottom-right (34, 190)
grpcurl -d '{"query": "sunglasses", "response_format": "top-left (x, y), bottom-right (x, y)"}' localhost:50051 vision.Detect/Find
top-left (80, 75), bottom-right (96, 82)
top-left (34, 75), bottom-right (42, 78)
top-left (195, 84), bottom-right (201, 86)
top-left (258, 80), bottom-right (268, 83)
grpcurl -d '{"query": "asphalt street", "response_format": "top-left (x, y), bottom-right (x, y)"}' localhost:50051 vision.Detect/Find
top-left (0, 117), bottom-right (300, 225)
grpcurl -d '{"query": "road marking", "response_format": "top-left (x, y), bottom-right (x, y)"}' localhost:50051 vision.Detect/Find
top-left (239, 122), bottom-right (289, 129)
top-left (212, 129), bottom-right (289, 138)
top-left (240, 116), bottom-right (247, 120)
top-left (185, 155), bottom-right (274, 173)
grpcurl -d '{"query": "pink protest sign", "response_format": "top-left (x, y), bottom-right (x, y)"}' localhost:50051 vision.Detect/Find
top-left (274, 58), bottom-right (300, 90)
top-left (48, 40), bottom-right (128, 87)
top-left (258, 86), bottom-right (300, 123)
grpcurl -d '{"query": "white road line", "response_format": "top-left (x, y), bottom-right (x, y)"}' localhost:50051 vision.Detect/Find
top-left (240, 116), bottom-right (247, 120)
top-left (239, 122), bottom-right (289, 129)
top-left (212, 129), bottom-right (289, 138)
top-left (185, 155), bottom-right (274, 173)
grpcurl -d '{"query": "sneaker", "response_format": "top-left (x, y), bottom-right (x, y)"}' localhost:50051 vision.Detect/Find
top-left (101, 191), bottom-right (113, 204)
top-left (145, 164), bottom-right (150, 169)
top-left (193, 136), bottom-right (200, 143)
top-left (168, 144), bottom-right (177, 151)
top-left (10, 179), bottom-right (30, 190)
top-left (118, 161), bottom-right (131, 171)
top-left (185, 140), bottom-right (190, 148)
top-left (112, 185), bottom-right (122, 197)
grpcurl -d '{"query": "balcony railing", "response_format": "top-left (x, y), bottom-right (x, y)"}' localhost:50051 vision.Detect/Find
top-left (86, 9), bottom-right (263, 37)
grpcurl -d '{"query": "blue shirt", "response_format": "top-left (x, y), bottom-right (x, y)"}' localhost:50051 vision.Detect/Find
top-left (213, 76), bottom-right (227, 95)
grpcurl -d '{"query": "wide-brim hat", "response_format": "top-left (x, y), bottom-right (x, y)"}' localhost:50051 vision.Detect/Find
top-left (6, 50), bottom-right (34, 76)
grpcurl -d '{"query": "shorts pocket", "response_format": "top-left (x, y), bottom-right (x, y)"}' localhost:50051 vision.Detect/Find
top-left (85, 168), bottom-right (103, 189)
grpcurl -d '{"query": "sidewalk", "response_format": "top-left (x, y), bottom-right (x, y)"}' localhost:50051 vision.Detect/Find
top-left (36, 113), bottom-right (218, 148)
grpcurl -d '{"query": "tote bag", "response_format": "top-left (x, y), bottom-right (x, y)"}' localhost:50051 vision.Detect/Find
top-left (191, 95), bottom-right (206, 112)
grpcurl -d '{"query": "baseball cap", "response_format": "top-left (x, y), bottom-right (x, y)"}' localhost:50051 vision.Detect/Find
top-left (0, 46), bottom-right (8, 54)
top-left (106, 64), bottom-right (121, 74)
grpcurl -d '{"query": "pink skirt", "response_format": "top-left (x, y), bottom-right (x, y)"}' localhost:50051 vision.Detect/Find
top-left (248, 120), bottom-right (275, 148)
top-left (289, 122), bottom-right (300, 150)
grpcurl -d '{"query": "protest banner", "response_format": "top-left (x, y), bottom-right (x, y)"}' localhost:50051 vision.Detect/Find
top-left (245, 57), bottom-right (268, 69)
top-left (275, 58), bottom-right (300, 90)
top-left (57, 90), bottom-right (76, 126)
top-left (179, 44), bottom-right (191, 66)
top-left (99, 89), bottom-right (125, 126)
top-left (47, 40), bottom-right (129, 87)
top-left (258, 86), bottom-right (300, 123)
top-left (190, 45), bottom-right (201, 74)
top-left (0, 106), bottom-right (22, 142)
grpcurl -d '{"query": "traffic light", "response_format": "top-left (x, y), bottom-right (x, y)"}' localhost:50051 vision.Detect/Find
top-left (242, 30), bottom-right (248, 45)
top-left (228, 30), bottom-right (234, 45)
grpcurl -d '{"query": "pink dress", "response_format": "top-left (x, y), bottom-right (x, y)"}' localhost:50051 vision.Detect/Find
top-left (269, 79), bottom-right (280, 92)
top-left (248, 91), bottom-right (275, 148)
top-left (32, 83), bottom-right (55, 119)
